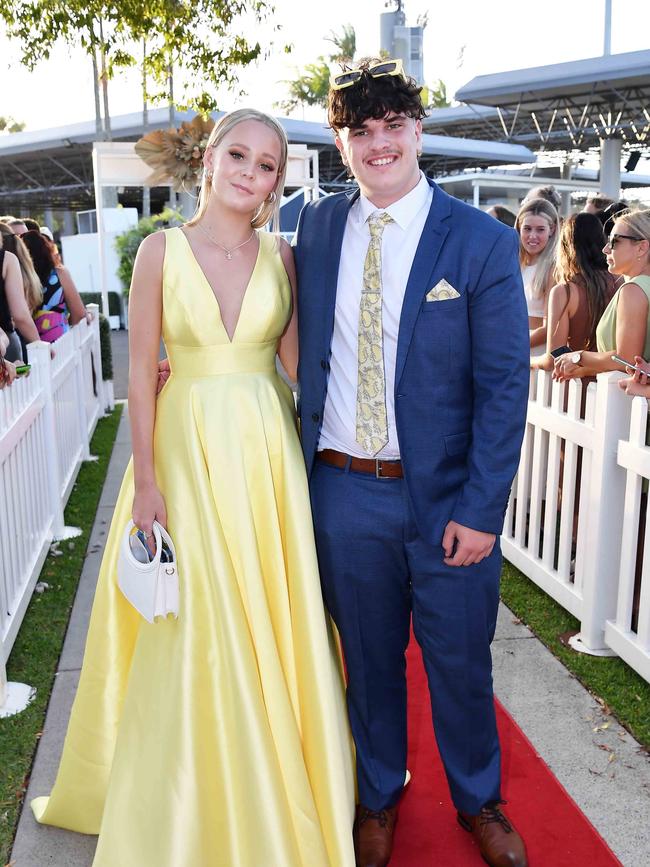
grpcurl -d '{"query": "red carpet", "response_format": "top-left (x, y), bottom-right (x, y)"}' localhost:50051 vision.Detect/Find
top-left (390, 638), bottom-right (622, 866)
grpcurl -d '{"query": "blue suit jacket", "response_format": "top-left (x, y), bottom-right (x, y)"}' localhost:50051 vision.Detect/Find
top-left (294, 179), bottom-right (529, 545)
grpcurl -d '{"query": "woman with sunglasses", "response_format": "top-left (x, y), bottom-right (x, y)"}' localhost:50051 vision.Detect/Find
top-left (531, 212), bottom-right (619, 372)
top-left (554, 209), bottom-right (650, 381)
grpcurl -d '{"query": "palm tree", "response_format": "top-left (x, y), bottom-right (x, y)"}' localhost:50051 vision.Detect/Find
top-left (279, 25), bottom-right (357, 114)
top-left (326, 24), bottom-right (355, 66)
top-left (0, 116), bottom-right (25, 133)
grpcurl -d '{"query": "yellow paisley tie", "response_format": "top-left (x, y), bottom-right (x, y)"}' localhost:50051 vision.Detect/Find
top-left (356, 211), bottom-right (394, 456)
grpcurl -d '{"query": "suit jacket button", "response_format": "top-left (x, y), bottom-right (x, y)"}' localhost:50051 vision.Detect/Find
top-left (320, 359), bottom-right (327, 369)
top-left (312, 412), bottom-right (320, 422)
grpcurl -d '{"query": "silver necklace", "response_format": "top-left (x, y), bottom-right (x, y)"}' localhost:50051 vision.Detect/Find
top-left (195, 222), bottom-right (256, 260)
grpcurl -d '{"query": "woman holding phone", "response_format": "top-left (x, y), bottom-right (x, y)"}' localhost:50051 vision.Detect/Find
top-left (554, 209), bottom-right (650, 381)
top-left (0, 235), bottom-right (41, 361)
top-left (32, 109), bottom-right (355, 866)
top-left (531, 212), bottom-right (619, 372)
top-left (0, 327), bottom-right (17, 388)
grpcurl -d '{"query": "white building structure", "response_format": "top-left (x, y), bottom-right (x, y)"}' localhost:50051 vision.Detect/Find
top-left (380, 1), bottom-right (425, 85)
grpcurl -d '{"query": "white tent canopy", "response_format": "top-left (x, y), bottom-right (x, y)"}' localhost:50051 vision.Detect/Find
top-left (92, 142), bottom-right (319, 316)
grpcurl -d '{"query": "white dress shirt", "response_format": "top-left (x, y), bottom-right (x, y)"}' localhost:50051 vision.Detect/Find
top-left (318, 172), bottom-right (433, 459)
top-left (522, 263), bottom-right (544, 318)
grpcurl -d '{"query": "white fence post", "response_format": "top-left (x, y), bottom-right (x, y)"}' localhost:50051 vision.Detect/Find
top-left (88, 304), bottom-right (111, 413)
top-left (604, 395), bottom-right (650, 680)
top-left (569, 372), bottom-right (631, 655)
top-left (73, 323), bottom-right (92, 461)
top-left (30, 342), bottom-right (81, 542)
top-left (0, 639), bottom-right (35, 718)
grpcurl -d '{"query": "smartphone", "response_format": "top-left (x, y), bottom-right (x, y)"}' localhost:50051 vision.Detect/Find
top-left (15, 364), bottom-right (31, 375)
top-left (612, 355), bottom-right (649, 375)
top-left (133, 528), bottom-right (172, 562)
top-left (550, 346), bottom-right (571, 359)
top-left (130, 530), bottom-right (153, 564)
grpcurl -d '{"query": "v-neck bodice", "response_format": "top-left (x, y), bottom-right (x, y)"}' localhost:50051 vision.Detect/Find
top-left (161, 227), bottom-right (291, 377)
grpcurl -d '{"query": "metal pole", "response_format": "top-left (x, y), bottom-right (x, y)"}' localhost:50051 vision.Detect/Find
top-left (600, 137), bottom-right (622, 199)
top-left (603, 0), bottom-right (612, 56)
top-left (92, 145), bottom-right (111, 320)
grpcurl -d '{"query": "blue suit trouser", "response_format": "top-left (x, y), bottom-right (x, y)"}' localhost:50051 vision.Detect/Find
top-left (309, 460), bottom-right (502, 815)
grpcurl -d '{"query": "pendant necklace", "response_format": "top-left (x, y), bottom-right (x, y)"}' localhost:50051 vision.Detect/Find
top-left (195, 222), bottom-right (256, 260)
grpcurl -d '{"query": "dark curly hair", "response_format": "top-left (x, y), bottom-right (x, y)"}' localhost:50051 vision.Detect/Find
top-left (328, 57), bottom-right (426, 132)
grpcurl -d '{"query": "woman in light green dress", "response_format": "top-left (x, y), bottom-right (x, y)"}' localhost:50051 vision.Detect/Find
top-left (553, 208), bottom-right (650, 382)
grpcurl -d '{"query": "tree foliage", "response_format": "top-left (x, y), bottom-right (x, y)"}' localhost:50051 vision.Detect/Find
top-left (279, 24), bottom-right (356, 113)
top-left (0, 115), bottom-right (25, 133)
top-left (0, 0), bottom-right (277, 116)
top-left (423, 78), bottom-right (450, 109)
top-left (114, 207), bottom-right (181, 295)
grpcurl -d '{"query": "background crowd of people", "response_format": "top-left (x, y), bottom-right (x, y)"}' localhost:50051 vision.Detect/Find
top-left (488, 189), bottom-right (650, 627)
top-left (487, 188), bottom-right (650, 392)
top-left (0, 215), bottom-right (91, 390)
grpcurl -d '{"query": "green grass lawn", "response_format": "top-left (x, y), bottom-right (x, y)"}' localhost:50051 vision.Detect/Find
top-left (501, 559), bottom-right (650, 749)
top-left (0, 406), bottom-right (122, 865)
top-left (1, 407), bottom-right (648, 862)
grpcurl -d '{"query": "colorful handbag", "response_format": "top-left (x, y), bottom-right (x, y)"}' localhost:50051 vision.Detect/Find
top-left (33, 305), bottom-right (69, 342)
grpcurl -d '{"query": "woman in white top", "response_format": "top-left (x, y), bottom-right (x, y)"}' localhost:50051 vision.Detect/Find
top-left (516, 197), bottom-right (560, 354)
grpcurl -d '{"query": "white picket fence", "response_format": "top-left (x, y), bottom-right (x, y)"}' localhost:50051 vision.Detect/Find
top-left (503, 368), bottom-right (650, 683)
top-left (0, 306), bottom-right (113, 714)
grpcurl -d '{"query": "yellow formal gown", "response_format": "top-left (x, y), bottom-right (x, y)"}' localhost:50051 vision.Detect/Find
top-left (32, 228), bottom-right (356, 867)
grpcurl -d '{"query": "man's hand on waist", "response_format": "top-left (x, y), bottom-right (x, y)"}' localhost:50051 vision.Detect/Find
top-left (157, 358), bottom-right (170, 394)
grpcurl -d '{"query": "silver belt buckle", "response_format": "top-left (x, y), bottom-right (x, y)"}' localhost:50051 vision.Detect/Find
top-left (375, 459), bottom-right (384, 478)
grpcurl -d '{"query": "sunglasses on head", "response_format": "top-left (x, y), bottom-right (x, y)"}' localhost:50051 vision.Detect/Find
top-left (330, 59), bottom-right (405, 90)
top-left (607, 233), bottom-right (643, 248)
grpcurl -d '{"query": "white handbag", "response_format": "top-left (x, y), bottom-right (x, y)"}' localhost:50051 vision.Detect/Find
top-left (117, 520), bottom-right (180, 623)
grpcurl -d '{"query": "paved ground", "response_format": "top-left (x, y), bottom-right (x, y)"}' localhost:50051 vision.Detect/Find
top-left (109, 330), bottom-right (129, 400)
top-left (9, 373), bottom-right (650, 865)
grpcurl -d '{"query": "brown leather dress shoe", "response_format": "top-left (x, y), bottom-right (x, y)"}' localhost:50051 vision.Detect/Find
top-left (457, 802), bottom-right (528, 867)
top-left (353, 804), bottom-right (398, 867)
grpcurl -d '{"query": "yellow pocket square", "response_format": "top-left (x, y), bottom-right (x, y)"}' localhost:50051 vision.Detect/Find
top-left (426, 279), bottom-right (460, 302)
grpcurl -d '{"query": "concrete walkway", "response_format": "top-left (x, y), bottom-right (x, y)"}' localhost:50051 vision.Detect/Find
top-left (9, 407), bottom-right (650, 866)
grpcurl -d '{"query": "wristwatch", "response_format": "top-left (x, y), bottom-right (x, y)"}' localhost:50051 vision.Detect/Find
top-left (570, 350), bottom-right (583, 365)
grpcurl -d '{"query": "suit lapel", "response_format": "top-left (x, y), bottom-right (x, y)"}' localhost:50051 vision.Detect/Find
top-left (321, 190), bottom-right (358, 353)
top-left (395, 182), bottom-right (451, 387)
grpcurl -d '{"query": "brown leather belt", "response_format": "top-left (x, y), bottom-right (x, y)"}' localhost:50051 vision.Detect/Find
top-left (317, 448), bottom-right (403, 478)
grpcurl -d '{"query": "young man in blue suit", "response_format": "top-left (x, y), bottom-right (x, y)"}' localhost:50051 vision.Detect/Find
top-left (293, 59), bottom-right (530, 867)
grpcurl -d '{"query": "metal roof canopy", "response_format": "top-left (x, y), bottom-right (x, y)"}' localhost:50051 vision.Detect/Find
top-left (436, 167), bottom-right (650, 208)
top-left (0, 108), bottom-right (534, 213)
top-left (448, 50), bottom-right (650, 197)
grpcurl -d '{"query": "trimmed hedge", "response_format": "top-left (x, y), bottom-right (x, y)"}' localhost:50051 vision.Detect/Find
top-left (80, 291), bottom-right (122, 318)
top-left (114, 208), bottom-right (182, 297)
top-left (98, 314), bottom-right (113, 381)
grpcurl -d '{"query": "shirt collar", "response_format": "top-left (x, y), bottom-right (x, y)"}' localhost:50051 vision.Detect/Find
top-left (356, 172), bottom-right (431, 231)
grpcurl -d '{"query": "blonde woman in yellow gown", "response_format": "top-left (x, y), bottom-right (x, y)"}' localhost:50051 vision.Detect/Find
top-left (32, 109), bottom-right (356, 867)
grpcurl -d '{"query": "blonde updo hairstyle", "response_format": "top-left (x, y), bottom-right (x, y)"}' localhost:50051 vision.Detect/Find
top-left (613, 208), bottom-right (650, 263)
top-left (186, 109), bottom-right (288, 233)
